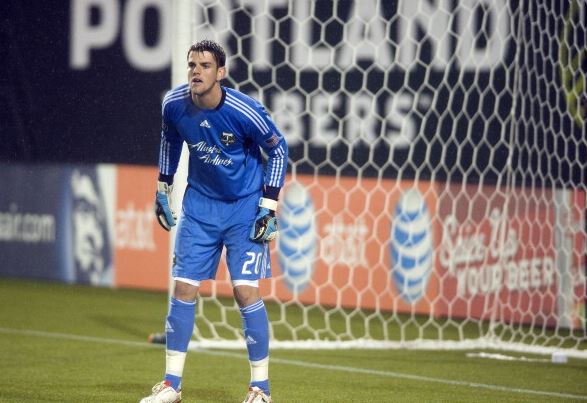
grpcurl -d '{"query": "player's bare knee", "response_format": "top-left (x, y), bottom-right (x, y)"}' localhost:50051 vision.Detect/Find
top-left (173, 280), bottom-right (199, 302)
top-left (233, 285), bottom-right (260, 308)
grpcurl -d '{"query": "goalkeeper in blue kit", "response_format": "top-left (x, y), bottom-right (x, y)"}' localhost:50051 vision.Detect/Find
top-left (141, 40), bottom-right (287, 403)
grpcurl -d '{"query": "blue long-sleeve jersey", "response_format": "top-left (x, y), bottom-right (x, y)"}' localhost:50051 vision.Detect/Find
top-left (159, 85), bottom-right (288, 201)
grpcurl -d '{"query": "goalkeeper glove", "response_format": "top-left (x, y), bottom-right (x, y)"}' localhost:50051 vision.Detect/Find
top-left (155, 181), bottom-right (177, 231)
top-left (250, 197), bottom-right (279, 243)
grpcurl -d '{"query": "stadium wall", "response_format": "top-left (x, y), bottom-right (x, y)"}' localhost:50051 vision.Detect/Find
top-left (1, 163), bottom-right (583, 328)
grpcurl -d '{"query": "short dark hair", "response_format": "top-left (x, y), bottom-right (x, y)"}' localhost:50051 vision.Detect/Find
top-left (187, 40), bottom-right (226, 67)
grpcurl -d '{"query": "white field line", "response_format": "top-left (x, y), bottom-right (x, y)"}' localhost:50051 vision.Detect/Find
top-left (0, 327), bottom-right (585, 401)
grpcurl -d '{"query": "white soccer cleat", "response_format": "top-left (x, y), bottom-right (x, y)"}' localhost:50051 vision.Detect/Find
top-left (140, 381), bottom-right (182, 403)
top-left (242, 386), bottom-right (272, 403)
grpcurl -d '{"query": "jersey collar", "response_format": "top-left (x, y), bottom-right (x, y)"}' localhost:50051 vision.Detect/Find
top-left (214, 87), bottom-right (227, 111)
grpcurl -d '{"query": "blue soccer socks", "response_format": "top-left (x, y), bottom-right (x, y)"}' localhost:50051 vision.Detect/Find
top-left (240, 299), bottom-right (270, 395)
top-left (240, 299), bottom-right (269, 360)
top-left (162, 298), bottom-right (270, 394)
top-left (164, 297), bottom-right (196, 391)
top-left (166, 297), bottom-right (196, 352)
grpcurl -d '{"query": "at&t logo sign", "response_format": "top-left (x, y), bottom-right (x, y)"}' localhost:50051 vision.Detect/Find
top-left (389, 189), bottom-right (433, 303)
top-left (277, 183), bottom-right (317, 294)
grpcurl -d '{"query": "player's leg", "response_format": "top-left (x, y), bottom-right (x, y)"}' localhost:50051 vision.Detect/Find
top-left (163, 279), bottom-right (199, 392)
top-left (141, 281), bottom-right (199, 403)
top-left (224, 191), bottom-right (273, 401)
top-left (164, 190), bottom-right (223, 391)
top-left (141, 188), bottom-right (223, 403)
top-left (234, 283), bottom-right (271, 401)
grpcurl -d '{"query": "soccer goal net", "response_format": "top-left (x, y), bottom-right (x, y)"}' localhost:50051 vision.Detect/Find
top-left (171, 0), bottom-right (587, 357)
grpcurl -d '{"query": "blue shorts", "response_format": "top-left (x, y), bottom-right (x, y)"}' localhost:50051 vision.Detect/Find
top-left (172, 187), bottom-right (271, 283)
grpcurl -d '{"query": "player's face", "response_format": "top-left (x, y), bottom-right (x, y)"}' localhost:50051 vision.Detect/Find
top-left (187, 50), bottom-right (225, 97)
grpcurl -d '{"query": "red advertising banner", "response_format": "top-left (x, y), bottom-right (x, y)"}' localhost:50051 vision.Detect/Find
top-left (2, 162), bottom-right (580, 331)
top-left (435, 184), bottom-right (586, 328)
top-left (435, 184), bottom-right (555, 321)
top-left (114, 165), bottom-right (170, 291)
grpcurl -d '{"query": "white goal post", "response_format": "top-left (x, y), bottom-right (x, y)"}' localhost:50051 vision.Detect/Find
top-left (171, 0), bottom-right (587, 357)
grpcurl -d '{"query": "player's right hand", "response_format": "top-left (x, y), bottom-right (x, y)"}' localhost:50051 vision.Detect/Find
top-left (154, 181), bottom-right (177, 231)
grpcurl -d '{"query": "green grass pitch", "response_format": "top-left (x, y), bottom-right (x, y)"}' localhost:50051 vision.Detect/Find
top-left (0, 278), bottom-right (586, 402)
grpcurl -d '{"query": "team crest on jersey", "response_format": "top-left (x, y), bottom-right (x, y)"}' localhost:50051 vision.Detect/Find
top-left (221, 132), bottom-right (236, 146)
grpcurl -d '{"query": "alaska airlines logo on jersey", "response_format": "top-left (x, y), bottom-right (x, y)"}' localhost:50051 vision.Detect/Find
top-left (221, 132), bottom-right (236, 146)
top-left (188, 141), bottom-right (222, 154)
top-left (187, 141), bottom-right (234, 167)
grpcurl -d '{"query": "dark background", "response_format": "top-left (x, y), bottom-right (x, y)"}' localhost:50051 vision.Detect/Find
top-left (1, 0), bottom-right (584, 187)
top-left (1, 0), bottom-right (169, 165)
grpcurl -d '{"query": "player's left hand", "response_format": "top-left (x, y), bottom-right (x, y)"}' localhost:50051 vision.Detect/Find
top-left (250, 197), bottom-right (279, 243)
